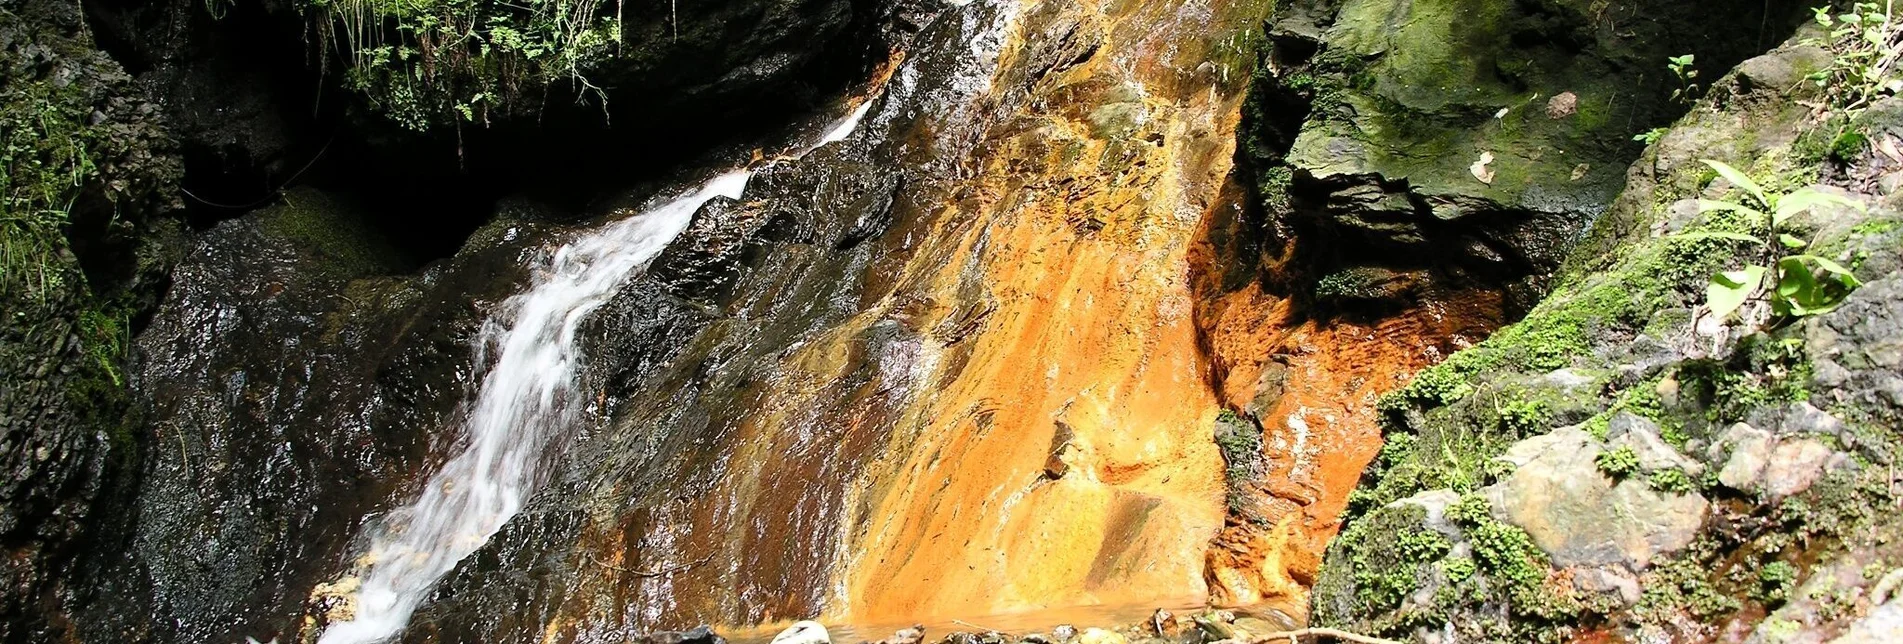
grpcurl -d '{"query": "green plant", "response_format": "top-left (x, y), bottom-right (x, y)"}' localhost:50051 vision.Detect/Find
top-left (1758, 560), bottom-right (1800, 603)
top-left (1595, 446), bottom-right (1640, 479)
top-left (1444, 557), bottom-right (1478, 584)
top-left (1633, 127), bottom-right (1668, 146)
top-left (2, 53), bottom-right (98, 299)
top-left (1678, 159), bottom-right (1867, 322)
top-left (1649, 468), bottom-right (1698, 495)
top-left (1668, 54), bottom-right (1702, 104)
top-left (1495, 397), bottom-right (1548, 436)
top-left (299, 0), bottom-right (627, 129)
top-left (1809, 2), bottom-right (1903, 117)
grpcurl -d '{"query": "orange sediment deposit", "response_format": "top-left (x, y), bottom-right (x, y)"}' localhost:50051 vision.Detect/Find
top-left (835, 0), bottom-right (1272, 622)
top-left (1190, 242), bottom-right (1502, 609)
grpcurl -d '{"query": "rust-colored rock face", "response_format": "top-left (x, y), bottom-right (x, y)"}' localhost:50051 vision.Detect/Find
top-left (243, 1), bottom-right (1496, 640)
top-left (1190, 271), bottom-right (1500, 612)
top-left (438, 0), bottom-right (1494, 636)
top-left (529, 0), bottom-right (1287, 632)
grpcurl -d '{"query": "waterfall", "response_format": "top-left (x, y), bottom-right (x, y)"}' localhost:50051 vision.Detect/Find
top-left (316, 99), bottom-right (877, 644)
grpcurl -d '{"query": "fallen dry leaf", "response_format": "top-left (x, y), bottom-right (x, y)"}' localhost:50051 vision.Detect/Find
top-left (1471, 151), bottom-right (1496, 184)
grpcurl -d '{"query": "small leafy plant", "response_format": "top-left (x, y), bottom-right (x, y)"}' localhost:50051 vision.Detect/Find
top-left (1649, 468), bottom-right (1698, 495)
top-left (1669, 54), bottom-right (1702, 104)
top-left (1596, 446), bottom-right (1641, 479)
top-left (1678, 160), bottom-right (1867, 322)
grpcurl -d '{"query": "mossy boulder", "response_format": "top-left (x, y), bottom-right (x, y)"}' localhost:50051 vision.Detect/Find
top-left (1315, 28), bottom-right (1903, 642)
top-left (1258, 0), bottom-right (1806, 305)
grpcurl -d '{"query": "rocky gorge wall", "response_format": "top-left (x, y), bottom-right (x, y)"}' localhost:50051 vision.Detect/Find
top-left (5, 0), bottom-right (1885, 643)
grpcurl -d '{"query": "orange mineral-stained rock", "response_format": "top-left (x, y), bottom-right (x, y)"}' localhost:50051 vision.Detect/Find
top-left (831, 0), bottom-right (1269, 620)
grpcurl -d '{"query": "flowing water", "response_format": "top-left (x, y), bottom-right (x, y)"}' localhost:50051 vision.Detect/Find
top-left (316, 100), bottom-right (876, 644)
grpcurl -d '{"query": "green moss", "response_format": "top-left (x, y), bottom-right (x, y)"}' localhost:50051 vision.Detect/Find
top-left (1315, 267), bottom-right (1397, 302)
top-left (2, 28), bottom-right (102, 299)
top-left (1215, 409), bottom-right (1267, 522)
top-left (1495, 397), bottom-right (1548, 437)
top-left (256, 189), bottom-right (409, 278)
top-left (1337, 505), bottom-right (1439, 613)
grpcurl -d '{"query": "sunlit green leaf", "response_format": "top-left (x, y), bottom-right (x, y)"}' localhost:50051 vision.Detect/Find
top-left (1772, 188), bottom-right (1865, 226)
top-left (1708, 265), bottom-right (1766, 320)
top-left (1672, 230), bottom-right (1764, 244)
top-left (1701, 159), bottom-right (1770, 208)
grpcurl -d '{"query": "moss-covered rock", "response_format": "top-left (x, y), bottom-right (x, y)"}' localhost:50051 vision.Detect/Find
top-left (1247, 0), bottom-right (1807, 313)
top-left (0, 1), bottom-right (181, 639)
top-left (1316, 24), bottom-right (1903, 642)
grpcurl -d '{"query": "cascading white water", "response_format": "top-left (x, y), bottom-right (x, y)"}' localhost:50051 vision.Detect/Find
top-left (317, 100), bottom-right (876, 644)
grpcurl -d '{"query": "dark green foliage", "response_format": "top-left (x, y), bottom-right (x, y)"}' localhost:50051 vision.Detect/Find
top-left (298, 0), bottom-right (625, 129)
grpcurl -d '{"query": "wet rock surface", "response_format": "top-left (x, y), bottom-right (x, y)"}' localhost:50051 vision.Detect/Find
top-left (67, 190), bottom-right (557, 642)
top-left (0, 1), bottom-right (180, 640)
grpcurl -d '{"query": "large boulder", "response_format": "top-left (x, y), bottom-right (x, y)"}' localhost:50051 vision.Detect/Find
top-left (1483, 426), bottom-right (1706, 570)
top-left (1252, 0), bottom-right (1808, 309)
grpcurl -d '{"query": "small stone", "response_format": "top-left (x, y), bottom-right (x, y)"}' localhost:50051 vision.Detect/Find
top-left (887, 625), bottom-right (925, 644)
top-left (1019, 635), bottom-right (1051, 644)
top-left (1192, 616), bottom-right (1239, 642)
top-left (1717, 423), bottom-right (1774, 491)
top-left (1775, 402), bottom-right (1847, 437)
top-left (1393, 489), bottom-right (1463, 533)
top-left (1546, 92), bottom-right (1579, 119)
top-left (1571, 566), bottom-right (1643, 606)
top-left (1823, 602), bottom-right (1903, 642)
top-left (1076, 629), bottom-right (1124, 644)
top-left (772, 621), bottom-right (831, 644)
top-left (1764, 438), bottom-right (1835, 497)
top-left (1147, 608), bottom-right (1173, 635)
top-left (1051, 626), bottom-right (1077, 642)
top-left (1231, 617), bottom-right (1284, 639)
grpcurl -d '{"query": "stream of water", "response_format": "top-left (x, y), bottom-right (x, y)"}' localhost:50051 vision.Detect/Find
top-left (315, 100), bottom-right (876, 644)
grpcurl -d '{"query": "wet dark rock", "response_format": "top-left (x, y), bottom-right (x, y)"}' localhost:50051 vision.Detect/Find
top-left (65, 190), bottom-right (555, 643)
top-left (630, 625), bottom-right (728, 644)
top-left (0, 1), bottom-right (181, 639)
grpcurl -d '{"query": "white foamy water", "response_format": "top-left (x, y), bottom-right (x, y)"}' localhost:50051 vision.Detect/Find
top-left (317, 99), bottom-right (877, 644)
